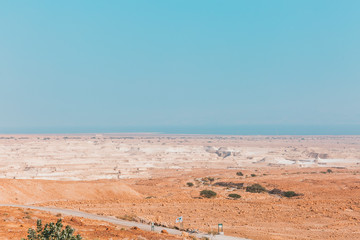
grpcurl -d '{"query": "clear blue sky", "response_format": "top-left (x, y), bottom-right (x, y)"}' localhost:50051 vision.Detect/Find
top-left (0, 1), bottom-right (359, 134)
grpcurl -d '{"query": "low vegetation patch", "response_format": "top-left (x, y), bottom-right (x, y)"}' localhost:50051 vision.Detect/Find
top-left (228, 193), bottom-right (241, 199)
top-left (269, 188), bottom-right (301, 198)
top-left (213, 182), bottom-right (244, 189)
top-left (187, 182), bottom-right (194, 187)
top-left (22, 219), bottom-right (82, 240)
top-left (200, 190), bottom-right (217, 198)
top-left (236, 171), bottom-right (244, 176)
top-left (268, 188), bottom-right (282, 195)
top-left (202, 177), bottom-right (215, 183)
top-left (246, 183), bottom-right (266, 193)
top-left (283, 191), bottom-right (300, 198)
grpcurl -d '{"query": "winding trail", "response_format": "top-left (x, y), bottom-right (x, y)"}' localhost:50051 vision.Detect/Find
top-left (0, 204), bottom-right (249, 240)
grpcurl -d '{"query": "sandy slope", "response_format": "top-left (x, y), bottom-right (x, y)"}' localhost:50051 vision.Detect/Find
top-left (0, 179), bottom-right (142, 204)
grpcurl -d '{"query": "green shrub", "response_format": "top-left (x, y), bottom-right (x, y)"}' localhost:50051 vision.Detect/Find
top-left (251, 174), bottom-right (256, 177)
top-left (200, 190), bottom-right (217, 198)
top-left (207, 177), bottom-right (215, 183)
top-left (327, 169), bottom-right (333, 173)
top-left (202, 177), bottom-right (215, 183)
top-left (246, 184), bottom-right (266, 193)
top-left (236, 171), bottom-right (244, 176)
top-left (187, 182), bottom-right (194, 187)
top-left (201, 177), bottom-right (215, 185)
top-left (22, 219), bottom-right (82, 240)
top-left (283, 191), bottom-right (299, 198)
top-left (228, 193), bottom-right (241, 199)
top-left (268, 188), bottom-right (282, 195)
top-left (213, 182), bottom-right (244, 189)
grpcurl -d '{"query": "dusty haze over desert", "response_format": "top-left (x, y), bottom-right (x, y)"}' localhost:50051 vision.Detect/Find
top-left (0, 134), bottom-right (359, 180)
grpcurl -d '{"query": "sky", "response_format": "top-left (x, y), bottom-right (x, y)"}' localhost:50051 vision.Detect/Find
top-left (0, 1), bottom-right (360, 134)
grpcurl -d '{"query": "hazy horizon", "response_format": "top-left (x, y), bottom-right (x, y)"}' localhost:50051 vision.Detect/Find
top-left (1, 124), bottom-right (360, 135)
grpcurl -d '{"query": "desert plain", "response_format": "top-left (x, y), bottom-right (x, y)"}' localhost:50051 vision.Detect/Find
top-left (0, 134), bottom-right (359, 239)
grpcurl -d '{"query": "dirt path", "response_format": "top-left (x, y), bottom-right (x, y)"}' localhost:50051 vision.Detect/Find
top-left (0, 204), bottom-right (249, 240)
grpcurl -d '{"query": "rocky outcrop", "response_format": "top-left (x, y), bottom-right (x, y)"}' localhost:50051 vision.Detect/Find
top-left (204, 146), bottom-right (236, 159)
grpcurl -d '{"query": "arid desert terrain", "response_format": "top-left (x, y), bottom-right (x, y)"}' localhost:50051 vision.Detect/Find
top-left (0, 134), bottom-right (359, 239)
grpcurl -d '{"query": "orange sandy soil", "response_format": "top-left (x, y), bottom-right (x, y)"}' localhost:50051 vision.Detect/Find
top-left (1, 167), bottom-right (360, 239)
top-left (40, 168), bottom-right (360, 240)
top-left (0, 206), bottom-right (180, 240)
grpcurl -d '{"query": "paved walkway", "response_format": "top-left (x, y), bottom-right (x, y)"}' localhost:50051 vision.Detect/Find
top-left (0, 204), bottom-right (249, 240)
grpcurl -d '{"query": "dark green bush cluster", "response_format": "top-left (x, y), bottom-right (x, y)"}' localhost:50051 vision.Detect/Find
top-left (283, 191), bottom-right (299, 198)
top-left (236, 171), bottom-right (244, 176)
top-left (200, 190), bottom-right (217, 198)
top-left (269, 188), bottom-right (301, 198)
top-left (321, 169), bottom-right (334, 174)
top-left (22, 219), bottom-right (82, 240)
top-left (202, 177), bottom-right (215, 183)
top-left (268, 188), bottom-right (282, 195)
top-left (213, 182), bottom-right (244, 189)
top-left (245, 184), bottom-right (266, 193)
top-left (187, 182), bottom-right (194, 187)
top-left (228, 193), bottom-right (241, 199)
